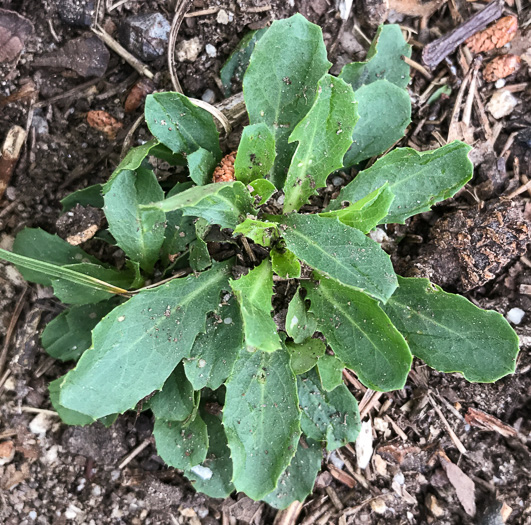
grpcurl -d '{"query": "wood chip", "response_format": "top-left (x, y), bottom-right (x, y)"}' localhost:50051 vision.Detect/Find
top-left (440, 457), bottom-right (476, 516)
top-left (465, 407), bottom-right (519, 438)
top-left (328, 464), bottom-right (356, 488)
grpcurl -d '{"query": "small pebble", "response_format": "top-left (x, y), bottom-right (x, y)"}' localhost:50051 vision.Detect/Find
top-left (329, 450), bottom-right (345, 470)
top-left (119, 13), bottom-right (170, 61)
top-left (29, 413), bottom-right (53, 435)
top-left (201, 88), bottom-right (216, 104)
top-left (506, 307), bottom-right (525, 325)
top-left (28, 511), bottom-right (37, 520)
top-left (176, 37), bottom-right (202, 62)
top-left (216, 9), bottom-right (230, 24)
top-left (487, 90), bottom-right (518, 119)
top-left (92, 484), bottom-right (102, 497)
top-left (31, 115), bottom-right (49, 135)
top-left (205, 43), bottom-right (217, 57)
top-left (331, 175), bottom-right (344, 187)
top-left (370, 498), bottom-right (387, 515)
top-left (495, 79), bottom-right (506, 89)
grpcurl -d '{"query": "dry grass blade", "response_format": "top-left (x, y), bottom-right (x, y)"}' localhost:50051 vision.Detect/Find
top-left (168, 0), bottom-right (192, 93)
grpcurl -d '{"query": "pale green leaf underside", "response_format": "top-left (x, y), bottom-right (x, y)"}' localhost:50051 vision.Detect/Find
top-left (282, 214), bottom-right (397, 303)
top-left (332, 141), bottom-right (473, 224)
top-left (283, 74), bottom-right (358, 213)
top-left (382, 277), bottom-right (519, 383)
top-left (143, 181), bottom-right (256, 230)
top-left (303, 276), bottom-right (412, 392)
top-left (243, 14), bottom-right (331, 188)
top-left (317, 354), bottom-right (345, 392)
top-left (223, 349), bottom-right (301, 500)
top-left (230, 259), bottom-right (281, 353)
top-left (285, 289), bottom-right (317, 344)
top-left (271, 248), bottom-right (301, 279)
top-left (59, 261), bottom-right (232, 419)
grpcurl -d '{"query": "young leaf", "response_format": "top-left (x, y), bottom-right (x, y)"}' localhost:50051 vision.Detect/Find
top-left (249, 178), bottom-right (276, 205)
top-left (41, 299), bottom-right (118, 361)
top-left (332, 141), bottom-right (473, 224)
top-left (223, 348), bottom-right (301, 500)
top-left (49, 378), bottom-right (94, 426)
top-left (320, 184), bottom-right (394, 233)
top-left (382, 277), bottom-right (520, 382)
top-left (283, 74), bottom-right (358, 213)
top-left (187, 147), bottom-right (217, 186)
top-left (271, 247), bottom-right (301, 279)
top-left (243, 14), bottom-right (331, 187)
top-left (61, 184), bottom-right (104, 212)
top-left (220, 28), bottom-right (267, 96)
top-left (343, 80), bottom-right (411, 167)
top-left (286, 289), bottom-right (317, 344)
top-left (230, 259), bottom-right (281, 353)
top-left (234, 123), bottom-right (276, 185)
top-left (148, 364), bottom-right (195, 422)
top-left (303, 276), bottom-right (412, 392)
top-left (282, 214), bottom-right (397, 303)
top-left (184, 410), bottom-right (235, 498)
top-left (339, 24), bottom-right (411, 91)
top-left (154, 414), bottom-right (209, 470)
top-left (145, 92), bottom-right (222, 161)
top-left (104, 167), bottom-right (165, 273)
top-left (189, 218), bottom-right (211, 272)
top-left (184, 296), bottom-right (244, 391)
top-left (286, 339), bottom-right (325, 375)
top-left (143, 181), bottom-right (256, 230)
top-left (11, 228), bottom-right (101, 285)
top-left (298, 368), bottom-right (360, 451)
top-left (263, 437), bottom-right (322, 509)
top-left (233, 219), bottom-right (279, 247)
top-left (317, 354), bottom-right (345, 391)
top-left (59, 261), bottom-right (232, 419)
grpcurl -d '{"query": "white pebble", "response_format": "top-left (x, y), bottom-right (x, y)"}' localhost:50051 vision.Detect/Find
top-left (205, 43), bottom-right (217, 57)
top-left (506, 307), bottom-right (525, 325)
top-left (176, 37), bottom-right (202, 62)
top-left (487, 90), bottom-right (518, 119)
top-left (495, 79), bottom-right (506, 89)
top-left (29, 413), bottom-right (53, 435)
top-left (329, 450), bottom-right (345, 470)
top-left (28, 511), bottom-right (37, 520)
top-left (216, 9), bottom-right (230, 24)
top-left (92, 484), bottom-right (102, 497)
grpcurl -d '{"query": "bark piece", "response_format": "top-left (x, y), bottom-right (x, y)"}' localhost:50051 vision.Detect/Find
top-left (440, 457), bottom-right (476, 517)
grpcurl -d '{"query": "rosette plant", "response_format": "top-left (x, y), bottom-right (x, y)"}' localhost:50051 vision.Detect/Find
top-left (0, 14), bottom-right (519, 507)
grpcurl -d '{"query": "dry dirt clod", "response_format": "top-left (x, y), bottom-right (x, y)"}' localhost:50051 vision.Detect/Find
top-left (483, 55), bottom-right (522, 83)
top-left (212, 151), bottom-right (237, 183)
top-left (487, 89), bottom-right (518, 119)
top-left (119, 13), bottom-right (171, 62)
top-left (86, 110), bottom-right (123, 139)
top-left (466, 15), bottom-right (518, 55)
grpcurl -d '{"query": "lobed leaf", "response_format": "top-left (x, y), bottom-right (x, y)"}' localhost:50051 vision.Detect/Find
top-left (271, 247), bottom-right (301, 279)
top-left (332, 141), bottom-right (474, 224)
top-left (189, 218), bottom-right (211, 272)
top-left (283, 74), bottom-right (358, 213)
top-left (286, 339), bottom-right (325, 375)
top-left (223, 348), bottom-right (301, 500)
top-left (382, 277), bottom-right (519, 382)
top-left (303, 276), bottom-right (412, 391)
top-left (248, 178), bottom-right (276, 205)
top-left (233, 218), bottom-right (279, 247)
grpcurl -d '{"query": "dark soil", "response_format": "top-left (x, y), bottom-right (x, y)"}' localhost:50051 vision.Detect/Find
top-left (1, 0), bottom-right (530, 524)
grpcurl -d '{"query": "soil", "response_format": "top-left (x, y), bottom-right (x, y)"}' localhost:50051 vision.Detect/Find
top-left (0, 0), bottom-right (530, 524)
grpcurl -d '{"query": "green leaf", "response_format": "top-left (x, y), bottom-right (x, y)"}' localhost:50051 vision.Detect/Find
top-left (49, 378), bottom-right (94, 426)
top-left (143, 181), bottom-right (256, 230)
top-left (189, 218), bottom-right (211, 272)
top-left (183, 297), bottom-right (244, 390)
top-left (317, 354), bottom-right (345, 391)
top-left (149, 364), bottom-right (195, 422)
top-left (339, 24), bottom-right (411, 91)
top-left (233, 219), bottom-right (279, 247)
top-left (249, 178), bottom-right (276, 205)
top-left (230, 259), bottom-right (281, 353)
top-left (234, 123), bottom-right (276, 185)
top-left (303, 276), bottom-right (412, 391)
top-left (333, 141), bottom-right (474, 224)
top-left (428, 85), bottom-right (452, 105)
top-left (282, 214), bottom-right (397, 303)
top-left (188, 147), bottom-right (217, 186)
top-left (42, 300), bottom-right (118, 361)
top-left (343, 80), bottom-right (411, 167)
top-left (104, 167), bottom-right (165, 273)
top-left (184, 410), bottom-right (235, 498)
top-left (286, 339), bottom-right (325, 375)
top-left (11, 228), bottom-right (101, 286)
top-left (220, 28), bottom-right (267, 96)
top-left (298, 368), bottom-right (360, 451)
top-left (223, 348), bottom-right (301, 500)
top-left (286, 289), bottom-right (317, 344)
top-left (382, 277), bottom-right (520, 382)
top-left (283, 75), bottom-right (358, 213)
top-left (320, 184), bottom-right (394, 233)
top-left (61, 184), bottom-right (104, 212)
top-left (271, 247), bottom-right (301, 279)
top-left (58, 261), bottom-right (232, 419)
top-left (154, 414), bottom-right (209, 470)
top-left (145, 92), bottom-right (222, 161)
top-left (263, 437), bottom-right (322, 509)
top-left (243, 14), bottom-right (331, 187)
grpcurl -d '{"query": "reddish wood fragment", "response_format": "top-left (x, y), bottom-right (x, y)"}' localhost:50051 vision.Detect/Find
top-left (466, 16), bottom-right (518, 54)
top-left (465, 407), bottom-right (519, 438)
top-left (212, 151), bottom-right (237, 183)
top-left (86, 110), bottom-right (123, 139)
top-left (124, 78), bottom-right (155, 113)
top-left (328, 464), bottom-right (356, 488)
top-left (483, 54), bottom-right (521, 82)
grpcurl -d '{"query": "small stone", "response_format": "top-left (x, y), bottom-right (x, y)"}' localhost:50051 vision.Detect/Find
top-left (176, 37), bottom-right (202, 62)
top-left (58, 0), bottom-right (95, 27)
top-left (370, 498), bottom-right (387, 515)
top-left (0, 440), bottom-right (15, 465)
top-left (373, 454), bottom-right (388, 476)
top-left (487, 90), bottom-right (518, 119)
top-left (31, 115), bottom-right (49, 135)
top-left (331, 175), bottom-right (344, 187)
top-left (216, 9), bottom-right (230, 24)
top-left (373, 417), bottom-right (389, 432)
top-left (329, 450), bottom-right (345, 470)
top-left (426, 493), bottom-right (445, 518)
top-left (28, 510), bottom-right (37, 520)
top-left (205, 43), bottom-right (217, 57)
top-left (495, 79), bottom-right (506, 89)
top-left (92, 484), bottom-right (102, 497)
top-left (119, 13), bottom-right (171, 62)
top-left (506, 307), bottom-right (525, 325)
top-left (201, 88), bottom-right (216, 104)
top-left (29, 413), bottom-right (53, 435)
